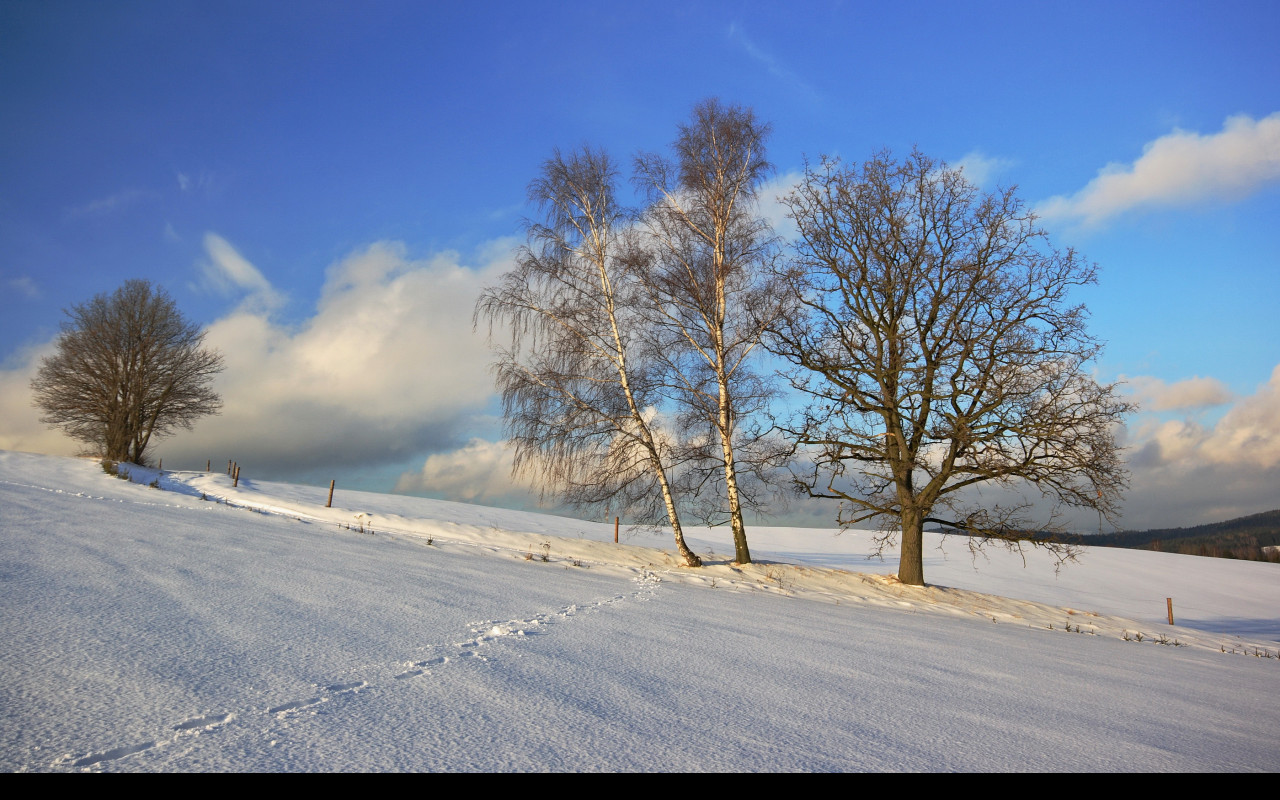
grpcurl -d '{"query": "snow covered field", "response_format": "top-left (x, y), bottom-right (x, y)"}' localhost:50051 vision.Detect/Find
top-left (2, 450), bottom-right (1277, 771)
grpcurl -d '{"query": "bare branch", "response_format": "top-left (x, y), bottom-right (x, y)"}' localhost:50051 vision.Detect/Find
top-left (768, 151), bottom-right (1135, 585)
top-left (31, 280), bottom-right (224, 465)
top-left (632, 99), bottom-right (790, 564)
top-left (476, 146), bottom-right (702, 566)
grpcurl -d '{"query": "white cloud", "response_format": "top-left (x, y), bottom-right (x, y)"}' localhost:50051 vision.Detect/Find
top-left (1124, 374), bottom-right (1233, 412)
top-left (1128, 364), bottom-right (1280, 471)
top-left (0, 339), bottom-right (81, 457)
top-left (1198, 365), bottom-right (1280, 469)
top-left (1, 237), bottom-right (517, 475)
top-left (756, 170), bottom-right (803, 242)
top-left (6, 276), bottom-right (39, 299)
top-left (963, 366), bottom-right (1280, 530)
top-left (177, 170), bottom-right (215, 193)
top-left (200, 233), bottom-right (283, 311)
top-left (394, 438), bottom-right (538, 503)
top-left (66, 188), bottom-right (153, 219)
top-left (727, 23), bottom-right (821, 103)
top-left (165, 239), bottom-right (513, 473)
top-left (953, 151), bottom-right (1014, 188)
top-left (1038, 112), bottom-right (1280, 225)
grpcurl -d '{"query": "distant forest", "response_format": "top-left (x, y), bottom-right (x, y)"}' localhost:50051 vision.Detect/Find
top-left (937, 510), bottom-right (1280, 563)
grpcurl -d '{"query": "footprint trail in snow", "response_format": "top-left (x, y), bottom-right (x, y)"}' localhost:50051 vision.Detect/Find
top-left (49, 570), bottom-right (664, 771)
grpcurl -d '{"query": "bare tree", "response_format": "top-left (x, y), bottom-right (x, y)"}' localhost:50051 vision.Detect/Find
top-left (31, 279), bottom-right (224, 465)
top-left (769, 151), bottom-right (1135, 586)
top-left (633, 98), bottom-right (789, 565)
top-left (477, 146), bottom-right (702, 567)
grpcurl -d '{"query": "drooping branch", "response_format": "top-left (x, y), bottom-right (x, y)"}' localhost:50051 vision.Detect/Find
top-left (476, 145), bottom-right (701, 566)
top-left (631, 99), bottom-right (791, 564)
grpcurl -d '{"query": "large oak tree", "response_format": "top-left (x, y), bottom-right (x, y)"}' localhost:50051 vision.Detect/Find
top-left (769, 151), bottom-right (1134, 585)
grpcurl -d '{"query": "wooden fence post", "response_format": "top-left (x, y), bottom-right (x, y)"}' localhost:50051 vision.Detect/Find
top-left (1167, 597), bottom-right (1174, 625)
top-left (327, 479), bottom-right (335, 509)
top-left (207, 459), bottom-right (211, 472)
top-left (233, 465), bottom-right (240, 488)
top-left (614, 516), bottom-right (619, 544)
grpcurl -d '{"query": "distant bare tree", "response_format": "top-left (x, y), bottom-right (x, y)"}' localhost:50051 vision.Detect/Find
top-left (769, 151), bottom-right (1135, 585)
top-left (633, 98), bottom-right (790, 565)
top-left (31, 279), bottom-right (224, 465)
top-left (477, 146), bottom-right (702, 566)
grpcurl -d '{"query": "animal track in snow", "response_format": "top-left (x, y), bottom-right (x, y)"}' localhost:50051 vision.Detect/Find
top-left (267, 697), bottom-right (325, 715)
top-left (49, 568), bottom-right (664, 770)
top-left (56, 741), bottom-right (157, 769)
top-left (174, 712), bottom-right (232, 731)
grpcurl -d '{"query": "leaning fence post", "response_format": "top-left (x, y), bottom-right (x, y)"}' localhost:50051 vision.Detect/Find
top-left (1167, 597), bottom-right (1174, 625)
top-left (233, 465), bottom-right (240, 488)
top-left (327, 479), bottom-right (335, 509)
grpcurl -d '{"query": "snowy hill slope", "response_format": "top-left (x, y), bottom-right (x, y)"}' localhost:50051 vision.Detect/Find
top-left (2, 451), bottom-right (1277, 771)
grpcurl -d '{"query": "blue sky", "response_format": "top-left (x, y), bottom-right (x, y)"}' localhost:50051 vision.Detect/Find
top-left (2, 0), bottom-right (1277, 531)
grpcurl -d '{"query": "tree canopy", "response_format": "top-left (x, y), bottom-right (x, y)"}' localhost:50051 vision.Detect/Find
top-left (769, 151), bottom-right (1134, 585)
top-left (476, 146), bottom-right (702, 566)
top-left (31, 279), bottom-right (224, 465)
top-left (479, 99), bottom-right (789, 565)
top-left (633, 98), bottom-right (790, 564)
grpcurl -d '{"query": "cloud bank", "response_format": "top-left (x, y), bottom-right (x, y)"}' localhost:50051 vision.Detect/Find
top-left (0, 235), bottom-right (514, 478)
top-left (172, 239), bottom-right (510, 474)
top-left (1124, 375), bottom-right (1233, 412)
top-left (394, 437), bottom-right (541, 506)
top-left (1115, 365), bottom-right (1280, 528)
top-left (0, 339), bottom-right (81, 458)
top-left (1127, 365), bottom-right (1280, 471)
top-left (1039, 112), bottom-right (1280, 225)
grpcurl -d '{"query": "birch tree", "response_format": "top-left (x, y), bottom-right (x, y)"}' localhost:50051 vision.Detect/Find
top-left (633, 99), bottom-right (789, 565)
top-left (769, 151), bottom-right (1134, 585)
top-left (477, 146), bottom-right (702, 567)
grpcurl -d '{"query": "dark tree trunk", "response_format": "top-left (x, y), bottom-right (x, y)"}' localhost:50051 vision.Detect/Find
top-left (898, 507), bottom-right (925, 586)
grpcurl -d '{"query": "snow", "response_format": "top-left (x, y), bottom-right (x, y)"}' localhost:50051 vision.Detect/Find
top-left (2, 450), bottom-right (1277, 772)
